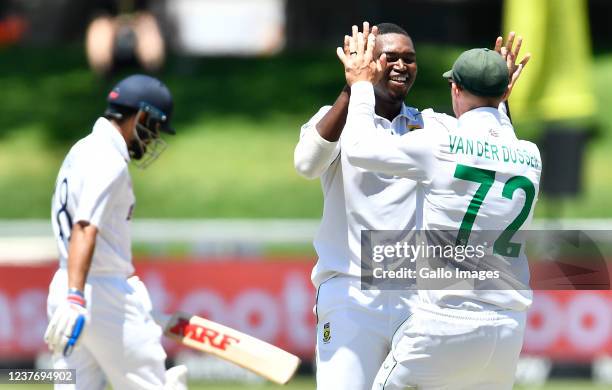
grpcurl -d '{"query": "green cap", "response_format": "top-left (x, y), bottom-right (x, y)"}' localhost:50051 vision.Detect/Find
top-left (442, 48), bottom-right (509, 97)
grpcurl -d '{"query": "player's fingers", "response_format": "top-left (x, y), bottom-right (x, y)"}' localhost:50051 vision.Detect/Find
top-left (510, 64), bottom-right (523, 87)
top-left (365, 32), bottom-right (376, 62)
top-left (44, 321), bottom-right (56, 344)
top-left (513, 36), bottom-right (523, 60)
top-left (348, 40), bottom-right (357, 56)
top-left (505, 31), bottom-right (516, 53)
top-left (57, 311), bottom-right (79, 354)
top-left (357, 32), bottom-right (365, 56)
top-left (494, 36), bottom-right (503, 53)
top-left (520, 53), bottom-right (531, 68)
top-left (510, 63), bottom-right (524, 85)
top-left (336, 46), bottom-right (348, 65)
top-left (507, 51), bottom-right (515, 69)
top-left (44, 307), bottom-right (63, 344)
top-left (349, 26), bottom-right (358, 54)
top-left (43, 311), bottom-right (57, 341)
top-left (512, 65), bottom-right (522, 81)
top-left (49, 312), bottom-right (68, 350)
top-left (363, 21), bottom-right (370, 41)
top-left (57, 311), bottom-right (73, 338)
top-left (340, 35), bottom-right (350, 61)
top-left (500, 46), bottom-right (508, 60)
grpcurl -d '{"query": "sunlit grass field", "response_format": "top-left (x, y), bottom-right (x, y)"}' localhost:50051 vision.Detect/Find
top-left (1, 46), bottom-right (612, 219)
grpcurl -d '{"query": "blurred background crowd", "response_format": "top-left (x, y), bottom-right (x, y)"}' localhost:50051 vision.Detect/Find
top-left (1, 0), bottom-right (612, 389)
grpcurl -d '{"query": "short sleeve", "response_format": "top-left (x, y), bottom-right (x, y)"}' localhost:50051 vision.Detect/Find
top-left (74, 154), bottom-right (126, 227)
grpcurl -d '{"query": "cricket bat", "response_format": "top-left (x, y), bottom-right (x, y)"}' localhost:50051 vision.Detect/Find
top-left (153, 311), bottom-right (301, 385)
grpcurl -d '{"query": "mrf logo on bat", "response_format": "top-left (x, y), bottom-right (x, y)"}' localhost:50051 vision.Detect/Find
top-left (169, 317), bottom-right (241, 351)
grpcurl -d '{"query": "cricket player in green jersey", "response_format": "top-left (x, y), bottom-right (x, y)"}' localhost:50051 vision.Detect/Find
top-left (338, 26), bottom-right (539, 389)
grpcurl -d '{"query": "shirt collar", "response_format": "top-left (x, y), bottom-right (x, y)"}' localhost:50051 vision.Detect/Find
top-left (373, 104), bottom-right (424, 134)
top-left (92, 117), bottom-right (131, 162)
top-left (400, 104), bottom-right (424, 131)
top-left (373, 103), bottom-right (419, 120)
top-left (457, 107), bottom-right (515, 138)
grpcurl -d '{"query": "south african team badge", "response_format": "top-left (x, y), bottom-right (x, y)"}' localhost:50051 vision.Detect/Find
top-left (406, 110), bottom-right (424, 131)
top-left (322, 322), bottom-right (331, 344)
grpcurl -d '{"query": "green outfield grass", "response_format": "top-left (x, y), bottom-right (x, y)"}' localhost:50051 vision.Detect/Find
top-left (0, 379), bottom-right (608, 390)
top-left (1, 46), bottom-right (612, 219)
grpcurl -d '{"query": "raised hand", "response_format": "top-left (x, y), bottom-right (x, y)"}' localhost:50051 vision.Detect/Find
top-left (336, 21), bottom-right (387, 86)
top-left (494, 32), bottom-right (531, 99)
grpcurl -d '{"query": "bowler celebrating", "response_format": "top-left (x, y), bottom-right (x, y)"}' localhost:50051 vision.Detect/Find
top-left (295, 22), bottom-right (432, 389)
top-left (338, 26), bottom-right (538, 389)
top-left (294, 22), bottom-right (513, 389)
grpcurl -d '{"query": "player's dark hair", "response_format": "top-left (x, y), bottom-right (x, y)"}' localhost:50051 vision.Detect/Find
top-left (375, 23), bottom-right (410, 38)
top-left (104, 103), bottom-right (138, 125)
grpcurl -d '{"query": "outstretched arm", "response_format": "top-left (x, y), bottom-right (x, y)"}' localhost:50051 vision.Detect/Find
top-left (294, 22), bottom-right (373, 179)
top-left (315, 21), bottom-right (375, 141)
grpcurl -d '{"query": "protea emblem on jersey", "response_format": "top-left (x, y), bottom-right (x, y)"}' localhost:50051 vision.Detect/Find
top-left (406, 111), bottom-right (423, 131)
top-left (322, 322), bottom-right (331, 343)
top-left (406, 118), bottom-right (424, 131)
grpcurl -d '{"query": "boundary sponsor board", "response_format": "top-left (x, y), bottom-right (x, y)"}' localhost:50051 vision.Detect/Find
top-left (0, 260), bottom-right (610, 361)
top-left (0, 259), bottom-right (316, 359)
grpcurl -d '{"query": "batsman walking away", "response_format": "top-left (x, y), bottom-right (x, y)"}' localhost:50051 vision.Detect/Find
top-left (45, 74), bottom-right (187, 390)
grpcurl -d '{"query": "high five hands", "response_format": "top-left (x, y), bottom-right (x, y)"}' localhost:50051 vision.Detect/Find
top-left (336, 22), bottom-right (386, 86)
top-left (494, 32), bottom-right (531, 100)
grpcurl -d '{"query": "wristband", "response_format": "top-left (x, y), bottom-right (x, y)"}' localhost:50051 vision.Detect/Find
top-left (68, 288), bottom-right (84, 297)
top-left (67, 288), bottom-right (86, 307)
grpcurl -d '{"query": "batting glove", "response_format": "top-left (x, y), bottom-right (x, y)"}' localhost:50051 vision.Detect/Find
top-left (164, 365), bottom-right (188, 390)
top-left (44, 289), bottom-right (87, 356)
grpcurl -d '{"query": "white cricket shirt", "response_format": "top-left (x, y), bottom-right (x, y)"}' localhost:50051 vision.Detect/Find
top-left (51, 117), bottom-right (136, 277)
top-left (343, 82), bottom-right (542, 311)
top-left (296, 101), bottom-right (446, 288)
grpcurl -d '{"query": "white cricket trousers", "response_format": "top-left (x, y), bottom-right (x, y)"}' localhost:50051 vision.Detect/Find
top-left (372, 303), bottom-right (526, 390)
top-left (315, 276), bottom-right (418, 390)
top-left (47, 269), bottom-right (167, 390)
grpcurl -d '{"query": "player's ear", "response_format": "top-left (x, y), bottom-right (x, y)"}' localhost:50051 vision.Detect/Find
top-left (452, 82), bottom-right (462, 98)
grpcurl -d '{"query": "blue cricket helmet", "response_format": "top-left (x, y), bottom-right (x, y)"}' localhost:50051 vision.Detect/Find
top-left (106, 74), bottom-right (175, 134)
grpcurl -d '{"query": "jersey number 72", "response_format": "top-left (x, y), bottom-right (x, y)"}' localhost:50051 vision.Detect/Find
top-left (454, 164), bottom-right (536, 258)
